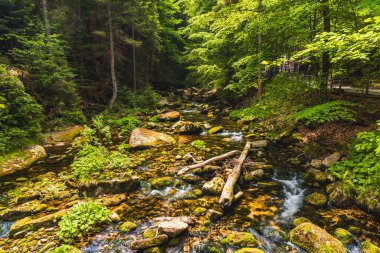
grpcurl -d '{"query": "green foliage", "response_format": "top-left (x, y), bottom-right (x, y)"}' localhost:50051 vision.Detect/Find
top-left (0, 65), bottom-right (44, 153)
top-left (292, 101), bottom-right (357, 126)
top-left (117, 86), bottom-right (159, 110)
top-left (191, 140), bottom-right (206, 150)
top-left (58, 200), bottom-right (110, 243)
top-left (230, 74), bottom-right (313, 122)
top-left (10, 33), bottom-right (83, 128)
top-left (71, 144), bottom-right (132, 181)
top-left (329, 121), bottom-right (380, 196)
top-left (109, 115), bottom-right (141, 135)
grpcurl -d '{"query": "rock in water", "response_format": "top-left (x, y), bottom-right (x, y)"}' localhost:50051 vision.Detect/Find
top-left (130, 234), bottom-right (169, 250)
top-left (129, 128), bottom-right (176, 149)
top-left (171, 121), bottom-right (203, 134)
top-left (334, 228), bottom-right (355, 245)
top-left (221, 232), bottom-right (257, 247)
top-left (208, 126), bottom-right (223, 134)
top-left (157, 220), bottom-right (189, 238)
top-left (290, 222), bottom-right (346, 253)
top-left (158, 111), bottom-right (180, 122)
top-left (202, 177), bottom-right (225, 195)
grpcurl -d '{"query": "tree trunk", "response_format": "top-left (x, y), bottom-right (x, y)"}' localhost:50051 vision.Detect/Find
top-left (320, 0), bottom-right (330, 99)
top-left (219, 142), bottom-right (251, 211)
top-left (108, 0), bottom-right (118, 109)
top-left (257, 0), bottom-right (263, 98)
top-left (132, 18), bottom-right (137, 93)
top-left (42, 0), bottom-right (51, 37)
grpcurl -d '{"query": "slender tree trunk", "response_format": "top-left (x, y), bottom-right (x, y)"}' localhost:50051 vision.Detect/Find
top-left (320, 0), bottom-right (330, 99)
top-left (42, 0), bottom-right (51, 37)
top-left (132, 18), bottom-right (137, 93)
top-left (108, 0), bottom-right (118, 109)
top-left (257, 0), bottom-right (263, 98)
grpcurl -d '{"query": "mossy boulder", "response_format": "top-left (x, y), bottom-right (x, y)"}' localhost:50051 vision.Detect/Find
top-left (355, 191), bottom-right (380, 215)
top-left (202, 177), bottom-right (225, 195)
top-left (244, 169), bottom-right (265, 182)
top-left (143, 228), bottom-right (158, 239)
top-left (9, 209), bottom-right (67, 238)
top-left (290, 222), bottom-right (346, 253)
top-left (151, 177), bottom-right (173, 189)
top-left (130, 234), bottom-right (169, 250)
top-left (208, 126), bottom-right (223, 134)
top-left (0, 200), bottom-right (48, 220)
top-left (293, 217), bottom-right (311, 226)
top-left (119, 221), bottom-right (137, 233)
top-left (235, 248), bottom-right (264, 253)
top-left (327, 182), bottom-right (355, 207)
top-left (45, 125), bottom-right (83, 144)
top-left (0, 145), bottom-right (46, 178)
top-left (334, 228), bottom-right (355, 245)
top-left (361, 241), bottom-right (380, 253)
top-left (304, 192), bottom-right (327, 207)
top-left (129, 128), bottom-right (176, 149)
top-left (305, 169), bottom-right (328, 184)
top-left (171, 121), bottom-right (203, 134)
top-left (194, 207), bottom-right (207, 216)
top-left (77, 176), bottom-right (140, 196)
top-left (158, 111), bottom-right (180, 122)
top-left (220, 232), bottom-right (257, 247)
top-left (46, 245), bottom-right (82, 253)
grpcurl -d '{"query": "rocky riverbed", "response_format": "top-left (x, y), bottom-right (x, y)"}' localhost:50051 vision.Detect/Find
top-left (0, 91), bottom-right (379, 253)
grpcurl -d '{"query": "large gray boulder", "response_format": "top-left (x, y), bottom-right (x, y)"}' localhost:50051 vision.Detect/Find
top-left (129, 128), bottom-right (176, 149)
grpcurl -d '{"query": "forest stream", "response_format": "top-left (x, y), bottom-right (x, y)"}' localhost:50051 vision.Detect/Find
top-left (0, 94), bottom-right (379, 253)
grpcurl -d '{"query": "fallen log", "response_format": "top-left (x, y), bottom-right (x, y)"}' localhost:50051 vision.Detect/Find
top-left (177, 150), bottom-right (240, 175)
top-left (219, 141), bottom-right (251, 211)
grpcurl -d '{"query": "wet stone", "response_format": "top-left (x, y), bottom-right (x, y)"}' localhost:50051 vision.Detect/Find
top-left (157, 220), bottom-right (189, 238)
top-left (130, 234), bottom-right (169, 250)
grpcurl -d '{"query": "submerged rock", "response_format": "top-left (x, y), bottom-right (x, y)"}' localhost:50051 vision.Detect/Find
top-left (208, 126), bottom-right (223, 134)
top-left (334, 228), bottom-right (355, 245)
top-left (129, 128), bottom-right (176, 149)
top-left (304, 192), bottom-right (327, 207)
top-left (327, 182), bottom-right (355, 207)
top-left (157, 220), bottom-right (189, 238)
top-left (9, 209), bottom-right (67, 238)
top-left (290, 222), bottom-right (346, 253)
top-left (171, 121), bottom-right (203, 134)
top-left (77, 176), bottom-right (140, 196)
top-left (202, 177), bottom-right (225, 195)
top-left (130, 234), bottom-right (169, 250)
top-left (0, 145), bottom-right (46, 178)
top-left (361, 241), bottom-right (380, 253)
top-left (221, 232), bottom-right (257, 247)
top-left (158, 111), bottom-right (181, 122)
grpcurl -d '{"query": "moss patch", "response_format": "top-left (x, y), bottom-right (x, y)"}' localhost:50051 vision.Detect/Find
top-left (221, 232), bottom-right (257, 247)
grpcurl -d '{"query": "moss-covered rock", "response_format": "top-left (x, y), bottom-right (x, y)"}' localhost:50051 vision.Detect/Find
top-left (119, 221), bottom-right (137, 233)
top-left (293, 217), bottom-right (311, 226)
top-left (202, 177), bottom-right (225, 195)
top-left (220, 232), bottom-right (257, 247)
top-left (151, 177), bottom-right (173, 189)
top-left (235, 248), bottom-right (264, 253)
top-left (143, 228), bottom-right (158, 239)
top-left (171, 121), bottom-right (203, 134)
top-left (208, 126), bottom-right (223, 134)
top-left (45, 125), bottom-right (83, 144)
top-left (334, 228), bottom-right (355, 245)
top-left (304, 192), bottom-right (327, 207)
top-left (206, 209), bottom-right (223, 221)
top-left (361, 241), bottom-right (380, 253)
top-left (46, 245), bottom-right (82, 253)
top-left (143, 246), bottom-right (163, 253)
top-left (194, 207), bottom-right (207, 216)
top-left (99, 194), bottom-right (127, 207)
top-left (290, 222), bottom-right (346, 253)
top-left (130, 234), bottom-right (169, 250)
top-left (327, 182), bottom-right (355, 207)
top-left (0, 200), bottom-right (48, 220)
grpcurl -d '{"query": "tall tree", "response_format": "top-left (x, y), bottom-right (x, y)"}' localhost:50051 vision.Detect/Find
top-left (42, 0), bottom-right (51, 37)
top-left (257, 0), bottom-right (263, 98)
top-left (108, 0), bottom-right (118, 108)
top-left (320, 0), bottom-right (330, 98)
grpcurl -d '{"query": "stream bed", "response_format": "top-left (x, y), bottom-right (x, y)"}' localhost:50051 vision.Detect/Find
top-left (0, 100), bottom-right (379, 253)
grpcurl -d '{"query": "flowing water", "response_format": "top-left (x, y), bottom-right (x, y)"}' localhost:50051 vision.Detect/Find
top-left (0, 99), bottom-right (379, 253)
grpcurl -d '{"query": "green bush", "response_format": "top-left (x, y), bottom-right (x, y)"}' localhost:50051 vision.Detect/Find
top-left (58, 200), bottom-right (110, 243)
top-left (191, 140), bottom-right (206, 150)
top-left (291, 100), bottom-right (357, 126)
top-left (109, 115), bottom-right (140, 135)
top-left (71, 145), bottom-right (132, 181)
top-left (117, 85), bottom-right (159, 110)
top-left (0, 65), bottom-right (44, 153)
top-left (329, 121), bottom-right (380, 196)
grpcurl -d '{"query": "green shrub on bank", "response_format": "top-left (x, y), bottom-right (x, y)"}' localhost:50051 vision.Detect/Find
top-left (191, 140), bottom-right (206, 150)
top-left (329, 121), bottom-right (380, 196)
top-left (71, 145), bottom-right (132, 181)
top-left (58, 200), bottom-right (110, 243)
top-left (291, 100), bottom-right (357, 126)
top-left (0, 65), bottom-right (44, 153)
